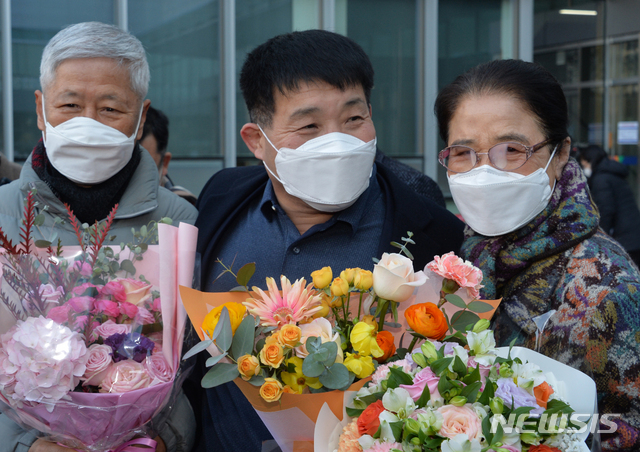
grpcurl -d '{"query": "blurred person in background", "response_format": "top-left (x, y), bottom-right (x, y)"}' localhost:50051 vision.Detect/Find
top-left (140, 106), bottom-right (197, 205)
top-left (0, 153), bottom-right (22, 186)
top-left (578, 144), bottom-right (640, 268)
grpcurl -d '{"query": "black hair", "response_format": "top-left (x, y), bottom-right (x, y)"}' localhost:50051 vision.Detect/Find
top-left (140, 106), bottom-right (170, 154)
top-left (239, 29), bottom-right (374, 126)
top-left (577, 144), bottom-right (607, 167)
top-left (434, 59), bottom-right (569, 147)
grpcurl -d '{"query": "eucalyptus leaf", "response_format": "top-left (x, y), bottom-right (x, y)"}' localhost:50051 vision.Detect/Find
top-left (306, 336), bottom-right (322, 355)
top-left (231, 314), bottom-right (256, 359)
top-left (236, 263), bottom-right (256, 287)
top-left (120, 259), bottom-right (137, 275)
top-left (302, 355), bottom-right (326, 378)
top-left (467, 301), bottom-right (495, 313)
top-left (34, 214), bottom-right (45, 227)
top-left (248, 375), bottom-right (266, 387)
top-left (183, 339), bottom-right (213, 361)
top-left (201, 363), bottom-right (240, 388)
top-left (213, 307), bottom-right (233, 352)
top-left (34, 240), bottom-right (52, 248)
top-left (206, 352), bottom-right (228, 367)
top-left (316, 341), bottom-right (337, 366)
top-left (450, 310), bottom-right (480, 332)
top-left (318, 363), bottom-right (350, 389)
top-left (444, 294), bottom-right (467, 309)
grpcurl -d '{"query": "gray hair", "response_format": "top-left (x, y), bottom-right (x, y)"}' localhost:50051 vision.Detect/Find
top-left (40, 22), bottom-right (150, 101)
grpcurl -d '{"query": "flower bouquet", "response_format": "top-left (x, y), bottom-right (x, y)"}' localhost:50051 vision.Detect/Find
top-left (320, 321), bottom-right (596, 452)
top-left (180, 235), bottom-right (429, 452)
top-left (0, 193), bottom-right (198, 450)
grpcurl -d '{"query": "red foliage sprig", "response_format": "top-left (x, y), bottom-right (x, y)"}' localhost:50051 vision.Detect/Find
top-left (64, 203), bottom-right (85, 253)
top-left (89, 204), bottom-right (118, 267)
top-left (18, 191), bottom-right (36, 255)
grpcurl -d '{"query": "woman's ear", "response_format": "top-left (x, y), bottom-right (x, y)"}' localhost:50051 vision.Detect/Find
top-left (554, 137), bottom-right (571, 181)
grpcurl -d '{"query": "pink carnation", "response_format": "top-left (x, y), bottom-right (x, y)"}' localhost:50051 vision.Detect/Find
top-left (68, 296), bottom-right (94, 313)
top-left (99, 360), bottom-right (151, 393)
top-left (0, 316), bottom-right (88, 406)
top-left (94, 320), bottom-right (132, 339)
top-left (368, 441), bottom-right (403, 452)
top-left (82, 344), bottom-right (113, 386)
top-left (426, 252), bottom-right (483, 299)
top-left (71, 261), bottom-right (93, 277)
top-left (72, 282), bottom-right (97, 296)
top-left (93, 299), bottom-right (120, 318)
top-left (119, 301), bottom-right (139, 319)
top-left (143, 354), bottom-right (172, 385)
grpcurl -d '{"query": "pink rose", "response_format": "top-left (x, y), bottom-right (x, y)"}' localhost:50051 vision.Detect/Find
top-left (117, 278), bottom-right (153, 306)
top-left (467, 357), bottom-right (494, 390)
top-left (399, 367), bottom-right (440, 401)
top-left (147, 332), bottom-right (163, 352)
top-left (46, 304), bottom-right (72, 324)
top-left (82, 344), bottom-right (113, 386)
top-left (72, 282), bottom-right (97, 296)
top-left (68, 296), bottom-right (95, 313)
top-left (99, 360), bottom-right (151, 393)
top-left (152, 297), bottom-right (162, 313)
top-left (94, 320), bottom-right (132, 339)
top-left (373, 253), bottom-right (427, 302)
top-left (99, 281), bottom-right (127, 302)
top-left (134, 306), bottom-right (155, 325)
top-left (437, 404), bottom-right (481, 440)
top-left (143, 354), bottom-right (172, 385)
top-left (93, 299), bottom-right (120, 318)
top-left (119, 301), bottom-right (139, 319)
top-left (426, 252), bottom-right (483, 299)
top-left (71, 261), bottom-right (93, 277)
top-left (38, 284), bottom-right (65, 304)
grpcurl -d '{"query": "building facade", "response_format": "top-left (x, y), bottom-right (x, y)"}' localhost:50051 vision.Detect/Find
top-left (1, 0), bottom-right (638, 201)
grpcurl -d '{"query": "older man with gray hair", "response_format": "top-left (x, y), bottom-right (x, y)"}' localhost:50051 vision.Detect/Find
top-left (0, 22), bottom-right (197, 452)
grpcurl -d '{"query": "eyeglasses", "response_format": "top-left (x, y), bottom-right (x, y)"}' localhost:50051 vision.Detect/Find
top-left (438, 138), bottom-right (553, 174)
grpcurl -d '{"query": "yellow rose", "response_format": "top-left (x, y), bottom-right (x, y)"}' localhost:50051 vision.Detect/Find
top-left (278, 324), bottom-right (302, 348)
top-left (344, 352), bottom-right (375, 379)
top-left (312, 294), bottom-right (331, 319)
top-left (202, 302), bottom-right (246, 337)
top-left (331, 277), bottom-right (349, 297)
top-left (265, 331), bottom-right (280, 345)
top-left (354, 269), bottom-right (373, 291)
top-left (311, 267), bottom-right (333, 289)
top-left (340, 268), bottom-right (358, 285)
top-left (260, 342), bottom-right (285, 368)
top-left (280, 356), bottom-right (322, 393)
top-left (237, 355), bottom-right (260, 381)
top-left (350, 321), bottom-right (384, 358)
top-left (259, 378), bottom-right (284, 402)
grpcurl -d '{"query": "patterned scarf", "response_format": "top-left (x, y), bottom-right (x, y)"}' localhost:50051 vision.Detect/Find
top-left (31, 140), bottom-right (141, 224)
top-left (460, 159), bottom-right (600, 337)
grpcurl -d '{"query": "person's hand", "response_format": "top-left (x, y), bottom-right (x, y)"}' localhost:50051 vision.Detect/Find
top-left (28, 439), bottom-right (71, 452)
top-left (154, 436), bottom-right (166, 452)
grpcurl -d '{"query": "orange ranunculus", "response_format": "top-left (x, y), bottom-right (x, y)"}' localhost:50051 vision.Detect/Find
top-left (357, 399), bottom-right (385, 436)
top-left (404, 303), bottom-right (448, 340)
top-left (534, 381), bottom-right (555, 409)
top-left (529, 445), bottom-right (561, 452)
top-left (374, 331), bottom-right (396, 363)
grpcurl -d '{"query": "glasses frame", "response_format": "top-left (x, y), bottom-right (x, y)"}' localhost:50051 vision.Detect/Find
top-left (439, 138), bottom-right (553, 173)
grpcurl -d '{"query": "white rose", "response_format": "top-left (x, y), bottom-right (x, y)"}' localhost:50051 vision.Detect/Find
top-left (372, 253), bottom-right (427, 302)
top-left (294, 317), bottom-right (343, 363)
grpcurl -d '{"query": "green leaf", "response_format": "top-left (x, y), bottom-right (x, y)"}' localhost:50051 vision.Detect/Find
top-left (34, 240), bottom-right (52, 248)
top-left (229, 286), bottom-right (249, 292)
top-left (346, 406), bottom-right (365, 417)
top-left (416, 380), bottom-right (432, 408)
top-left (206, 352), bottom-right (228, 367)
top-left (316, 341), bottom-right (338, 366)
top-left (319, 363), bottom-right (350, 389)
top-left (302, 355), bottom-right (326, 378)
top-left (441, 331), bottom-right (468, 347)
top-left (429, 357), bottom-right (453, 376)
top-left (201, 362), bottom-right (240, 388)
top-left (306, 336), bottom-right (322, 355)
top-left (109, 261), bottom-right (120, 274)
top-left (140, 225), bottom-right (148, 237)
top-left (477, 380), bottom-right (495, 405)
top-left (183, 339), bottom-right (213, 360)
top-left (492, 422), bottom-right (504, 446)
top-left (466, 301), bottom-right (495, 313)
top-left (437, 374), bottom-right (452, 396)
top-left (34, 214), bottom-right (45, 227)
top-left (388, 367), bottom-right (413, 385)
top-left (390, 300), bottom-right (398, 323)
top-left (450, 310), bottom-right (480, 332)
top-left (389, 421), bottom-right (404, 442)
top-left (120, 259), bottom-right (137, 275)
top-left (231, 315), bottom-right (256, 359)
top-left (462, 365), bottom-right (481, 385)
top-left (236, 263), bottom-right (256, 287)
top-left (452, 356), bottom-right (468, 377)
top-left (213, 307), bottom-right (233, 352)
top-left (460, 381), bottom-right (482, 403)
top-left (247, 375), bottom-right (266, 386)
top-left (482, 413), bottom-right (493, 445)
top-left (444, 294), bottom-right (467, 309)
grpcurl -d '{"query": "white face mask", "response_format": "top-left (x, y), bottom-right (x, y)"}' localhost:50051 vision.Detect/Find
top-left (42, 97), bottom-right (143, 184)
top-left (448, 146), bottom-right (558, 236)
top-left (258, 126), bottom-right (377, 212)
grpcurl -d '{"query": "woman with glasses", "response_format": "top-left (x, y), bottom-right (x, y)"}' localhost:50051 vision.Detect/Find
top-left (435, 59), bottom-right (640, 451)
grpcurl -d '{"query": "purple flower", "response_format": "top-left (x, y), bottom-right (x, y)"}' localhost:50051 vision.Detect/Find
top-left (495, 378), bottom-right (543, 415)
top-left (104, 332), bottom-right (155, 363)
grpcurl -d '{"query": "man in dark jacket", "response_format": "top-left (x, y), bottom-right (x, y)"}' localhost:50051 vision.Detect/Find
top-left (192, 29), bottom-right (464, 451)
top-left (578, 145), bottom-right (640, 267)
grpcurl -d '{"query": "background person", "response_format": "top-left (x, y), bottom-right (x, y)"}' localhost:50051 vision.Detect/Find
top-left (139, 106), bottom-right (197, 205)
top-left (0, 21), bottom-right (197, 452)
top-left (577, 144), bottom-right (640, 268)
top-left (0, 153), bottom-right (22, 187)
top-left (435, 59), bottom-right (640, 451)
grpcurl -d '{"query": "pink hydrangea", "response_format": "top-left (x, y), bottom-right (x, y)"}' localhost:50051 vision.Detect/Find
top-left (426, 252), bottom-right (483, 299)
top-left (0, 316), bottom-right (88, 407)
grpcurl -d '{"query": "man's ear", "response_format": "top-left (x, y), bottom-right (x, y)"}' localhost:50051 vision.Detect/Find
top-left (35, 90), bottom-right (45, 132)
top-left (554, 137), bottom-right (571, 181)
top-left (161, 151), bottom-right (172, 178)
top-left (368, 103), bottom-right (373, 119)
top-left (135, 99), bottom-right (152, 140)
top-left (240, 123), bottom-right (266, 160)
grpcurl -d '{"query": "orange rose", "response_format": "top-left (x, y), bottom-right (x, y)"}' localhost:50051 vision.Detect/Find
top-left (404, 303), bottom-right (448, 340)
top-left (260, 342), bottom-right (285, 368)
top-left (374, 331), bottom-right (396, 363)
top-left (357, 399), bottom-right (385, 436)
top-left (278, 324), bottom-right (302, 348)
top-left (534, 381), bottom-right (554, 409)
top-left (282, 385), bottom-right (296, 394)
top-left (259, 378), bottom-right (284, 402)
top-left (529, 445), bottom-right (561, 452)
top-left (237, 355), bottom-right (260, 381)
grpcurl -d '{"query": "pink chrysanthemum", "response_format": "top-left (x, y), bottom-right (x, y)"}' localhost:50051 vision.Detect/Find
top-left (244, 276), bottom-right (323, 328)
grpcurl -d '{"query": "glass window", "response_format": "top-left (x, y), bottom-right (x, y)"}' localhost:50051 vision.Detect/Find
top-left (535, 49), bottom-right (580, 85)
top-left (129, 0), bottom-right (220, 159)
top-left (610, 40), bottom-right (638, 80)
top-left (11, 0), bottom-right (114, 160)
top-left (346, 0), bottom-right (416, 159)
top-left (581, 45), bottom-right (604, 82)
top-left (609, 84), bottom-right (639, 198)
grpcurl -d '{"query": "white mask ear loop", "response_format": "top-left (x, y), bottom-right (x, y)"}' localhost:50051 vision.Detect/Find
top-left (543, 144), bottom-right (558, 172)
top-left (256, 124), bottom-right (285, 184)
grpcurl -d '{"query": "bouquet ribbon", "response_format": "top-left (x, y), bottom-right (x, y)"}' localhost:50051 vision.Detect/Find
top-left (57, 438), bottom-right (157, 452)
